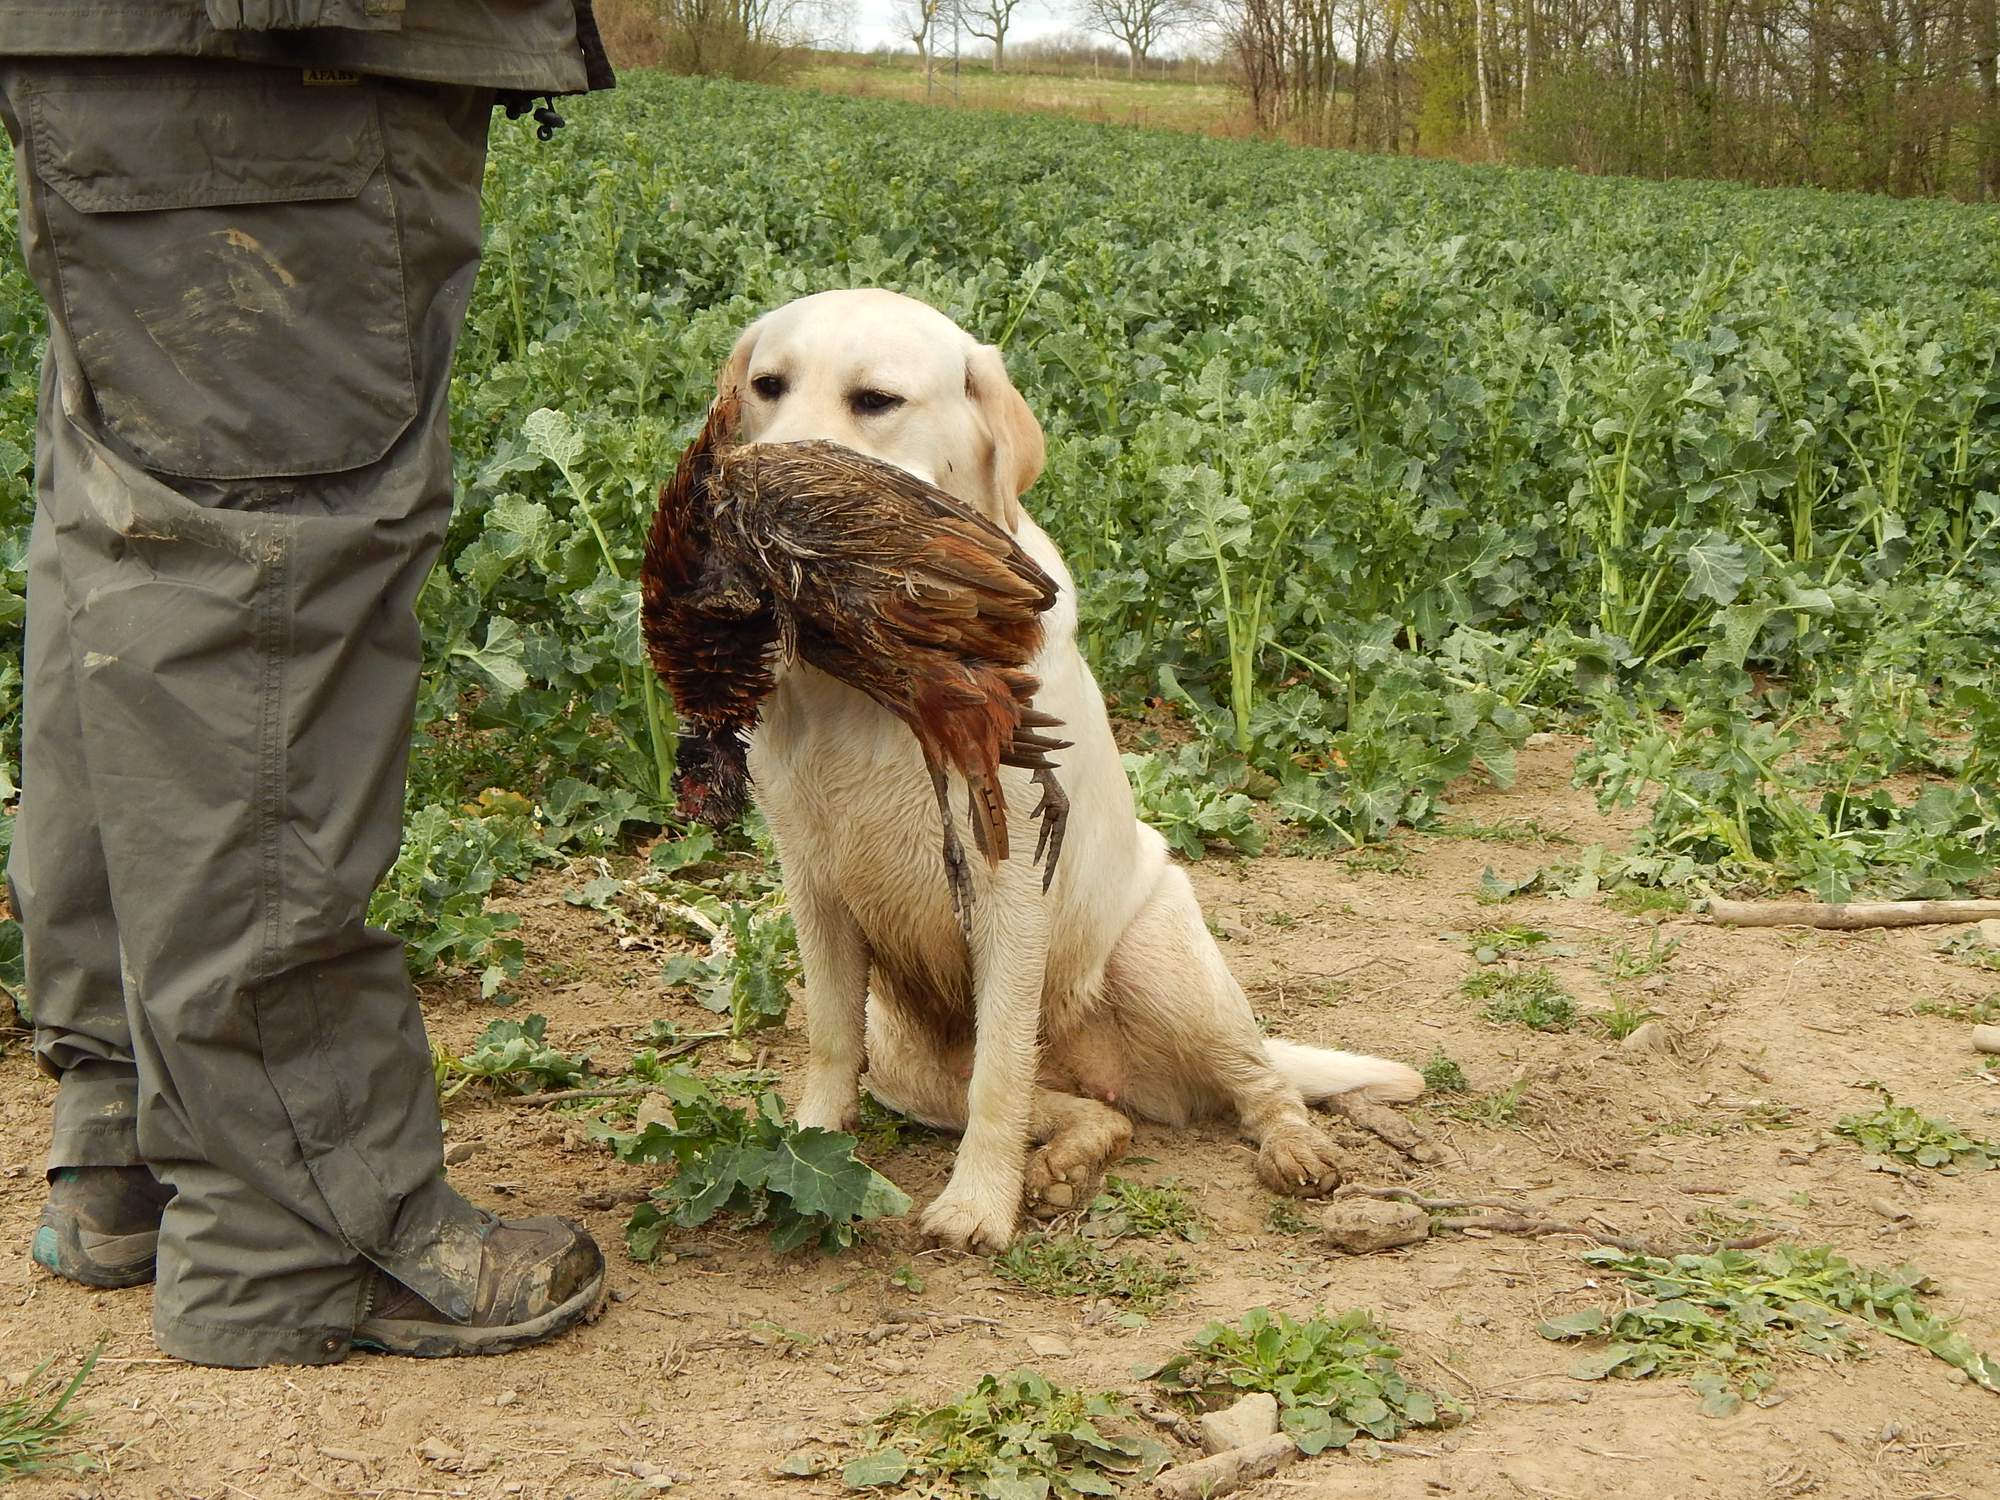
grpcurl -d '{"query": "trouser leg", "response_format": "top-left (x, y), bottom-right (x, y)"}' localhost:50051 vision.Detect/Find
top-left (9, 363), bottom-right (138, 1170)
top-left (4, 62), bottom-right (499, 1366)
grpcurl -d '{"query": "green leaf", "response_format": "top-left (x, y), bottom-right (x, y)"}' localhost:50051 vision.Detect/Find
top-left (522, 406), bottom-right (584, 471)
top-left (841, 1449), bottom-right (910, 1488)
top-left (1682, 532), bottom-right (1750, 605)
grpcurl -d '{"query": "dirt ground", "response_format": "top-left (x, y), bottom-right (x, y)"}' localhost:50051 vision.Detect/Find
top-left (4, 739), bottom-right (1997, 1500)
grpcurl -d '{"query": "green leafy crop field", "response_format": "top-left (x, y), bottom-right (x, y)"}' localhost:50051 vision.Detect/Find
top-left (3, 70), bottom-right (1998, 991)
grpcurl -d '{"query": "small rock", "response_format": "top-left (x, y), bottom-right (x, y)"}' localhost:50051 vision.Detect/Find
top-left (1640, 974), bottom-right (1669, 994)
top-left (1321, 1199), bottom-right (1430, 1254)
top-left (876, 1356), bottom-right (911, 1376)
top-left (1025, 1335), bottom-right (1072, 1359)
top-left (458, 1449), bottom-right (494, 1476)
top-left (443, 1141), bottom-right (480, 1166)
top-left (1971, 1024), bottom-right (2000, 1056)
top-left (417, 1437), bottom-right (460, 1467)
top-left (494, 1389), bottom-right (520, 1408)
top-left (1039, 1182), bottom-right (1075, 1209)
top-left (1867, 1197), bottom-right (1910, 1222)
top-left (1621, 1020), bottom-right (1675, 1055)
top-left (1525, 732), bottom-right (1557, 747)
top-left (1199, 1392), bottom-right (1280, 1455)
top-left (1973, 918), bottom-right (2000, 948)
top-left (1216, 918), bottom-right (1252, 943)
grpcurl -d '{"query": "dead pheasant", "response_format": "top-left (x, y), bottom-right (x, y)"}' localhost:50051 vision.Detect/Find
top-left (641, 393), bottom-right (1072, 932)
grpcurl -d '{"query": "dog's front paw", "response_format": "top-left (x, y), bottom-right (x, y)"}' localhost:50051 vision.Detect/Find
top-left (794, 1073), bottom-right (861, 1135)
top-left (795, 1096), bottom-right (861, 1135)
top-left (920, 1188), bottom-right (1020, 1254)
top-left (1257, 1122), bottom-right (1347, 1198)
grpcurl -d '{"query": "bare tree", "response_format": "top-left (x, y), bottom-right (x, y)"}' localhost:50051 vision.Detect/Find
top-left (1075, 0), bottom-right (1204, 78)
top-left (957, 0), bottom-right (1029, 70)
top-left (899, 0), bottom-right (945, 59)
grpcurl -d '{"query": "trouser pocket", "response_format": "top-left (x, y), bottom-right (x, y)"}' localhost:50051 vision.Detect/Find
top-left (24, 69), bottom-right (416, 481)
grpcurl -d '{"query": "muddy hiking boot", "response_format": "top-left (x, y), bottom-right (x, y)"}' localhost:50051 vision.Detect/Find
top-left (354, 1213), bottom-right (605, 1358)
top-left (32, 1165), bottom-right (174, 1289)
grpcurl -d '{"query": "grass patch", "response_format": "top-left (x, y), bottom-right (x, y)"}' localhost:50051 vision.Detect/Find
top-left (1910, 994), bottom-right (2000, 1023)
top-left (1420, 1051), bottom-right (1470, 1094)
top-left (1607, 887), bottom-right (1691, 916)
top-left (1835, 1092), bottom-right (1997, 1173)
top-left (1540, 1244), bottom-right (2000, 1414)
top-left (1936, 931), bottom-right (2000, 971)
top-left (1433, 817), bottom-right (1574, 845)
top-left (1440, 1079), bottom-right (1536, 1127)
top-left (1460, 924), bottom-right (1559, 963)
top-left (995, 1233), bottom-right (1191, 1315)
top-left (1607, 929), bottom-right (1682, 979)
top-left (837, 1370), bottom-right (1170, 1495)
top-left (1265, 1197), bottom-right (1317, 1236)
top-left (1464, 967), bottom-right (1577, 1031)
top-left (1084, 1177), bottom-right (1207, 1244)
top-left (1591, 993), bottom-right (1662, 1040)
top-left (1, 1344), bottom-right (99, 1478)
top-left (1344, 845), bottom-right (1412, 876)
top-left (1148, 1308), bottom-right (1459, 1454)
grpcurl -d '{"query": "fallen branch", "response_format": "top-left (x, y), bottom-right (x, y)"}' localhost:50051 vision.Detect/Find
top-left (1334, 1186), bottom-right (1785, 1259)
top-left (1707, 899), bottom-right (2000, 931)
top-left (1435, 1213), bottom-right (1784, 1259)
top-left (1339, 1186), bottom-right (1522, 1213)
top-left (1153, 1433), bottom-right (1299, 1500)
top-left (1326, 1094), bottom-right (1448, 1163)
top-left (510, 1083), bottom-right (658, 1107)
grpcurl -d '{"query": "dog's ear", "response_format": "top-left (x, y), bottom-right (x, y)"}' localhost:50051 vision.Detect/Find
top-left (966, 343), bottom-right (1044, 531)
top-left (716, 315), bottom-right (765, 400)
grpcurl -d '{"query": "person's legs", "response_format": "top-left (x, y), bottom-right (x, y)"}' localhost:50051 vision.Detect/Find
top-left (3, 59), bottom-right (599, 1365)
top-left (3, 91), bottom-right (170, 1295)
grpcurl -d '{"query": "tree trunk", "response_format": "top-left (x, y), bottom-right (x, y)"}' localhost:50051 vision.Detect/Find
top-left (1474, 0), bottom-right (1494, 150)
top-left (1978, 0), bottom-right (2000, 198)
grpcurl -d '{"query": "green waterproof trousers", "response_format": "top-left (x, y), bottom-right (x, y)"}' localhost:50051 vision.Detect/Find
top-left (3, 59), bottom-right (501, 1367)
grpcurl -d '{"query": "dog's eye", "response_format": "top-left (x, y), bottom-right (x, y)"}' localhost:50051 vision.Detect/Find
top-left (750, 374), bottom-right (785, 400)
top-left (851, 388), bottom-right (904, 415)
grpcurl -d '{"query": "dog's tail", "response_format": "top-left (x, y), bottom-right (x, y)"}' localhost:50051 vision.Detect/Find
top-left (1263, 1039), bottom-right (1424, 1103)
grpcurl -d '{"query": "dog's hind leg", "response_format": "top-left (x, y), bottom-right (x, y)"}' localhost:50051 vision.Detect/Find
top-left (1097, 865), bottom-right (1353, 1197)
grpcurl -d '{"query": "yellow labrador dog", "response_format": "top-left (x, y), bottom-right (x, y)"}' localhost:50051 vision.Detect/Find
top-left (727, 289), bottom-right (1421, 1253)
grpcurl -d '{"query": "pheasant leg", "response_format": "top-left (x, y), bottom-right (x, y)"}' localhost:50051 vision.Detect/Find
top-left (928, 760), bottom-right (976, 941)
top-left (1028, 764), bottom-right (1069, 892)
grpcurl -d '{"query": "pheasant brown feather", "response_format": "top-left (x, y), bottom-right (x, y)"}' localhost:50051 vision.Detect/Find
top-left (639, 397), bottom-right (1073, 934)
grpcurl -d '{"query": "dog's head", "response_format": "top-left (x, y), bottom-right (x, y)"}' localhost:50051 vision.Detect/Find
top-left (716, 289), bottom-right (1045, 533)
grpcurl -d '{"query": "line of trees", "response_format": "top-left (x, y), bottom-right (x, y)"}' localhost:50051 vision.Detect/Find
top-left (593, 0), bottom-right (2000, 197)
top-left (900, 0), bottom-right (1206, 77)
top-left (1214, 0), bottom-right (2000, 198)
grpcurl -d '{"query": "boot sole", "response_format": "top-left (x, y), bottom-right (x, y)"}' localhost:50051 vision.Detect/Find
top-left (351, 1264), bottom-right (608, 1358)
top-left (30, 1220), bottom-right (159, 1290)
